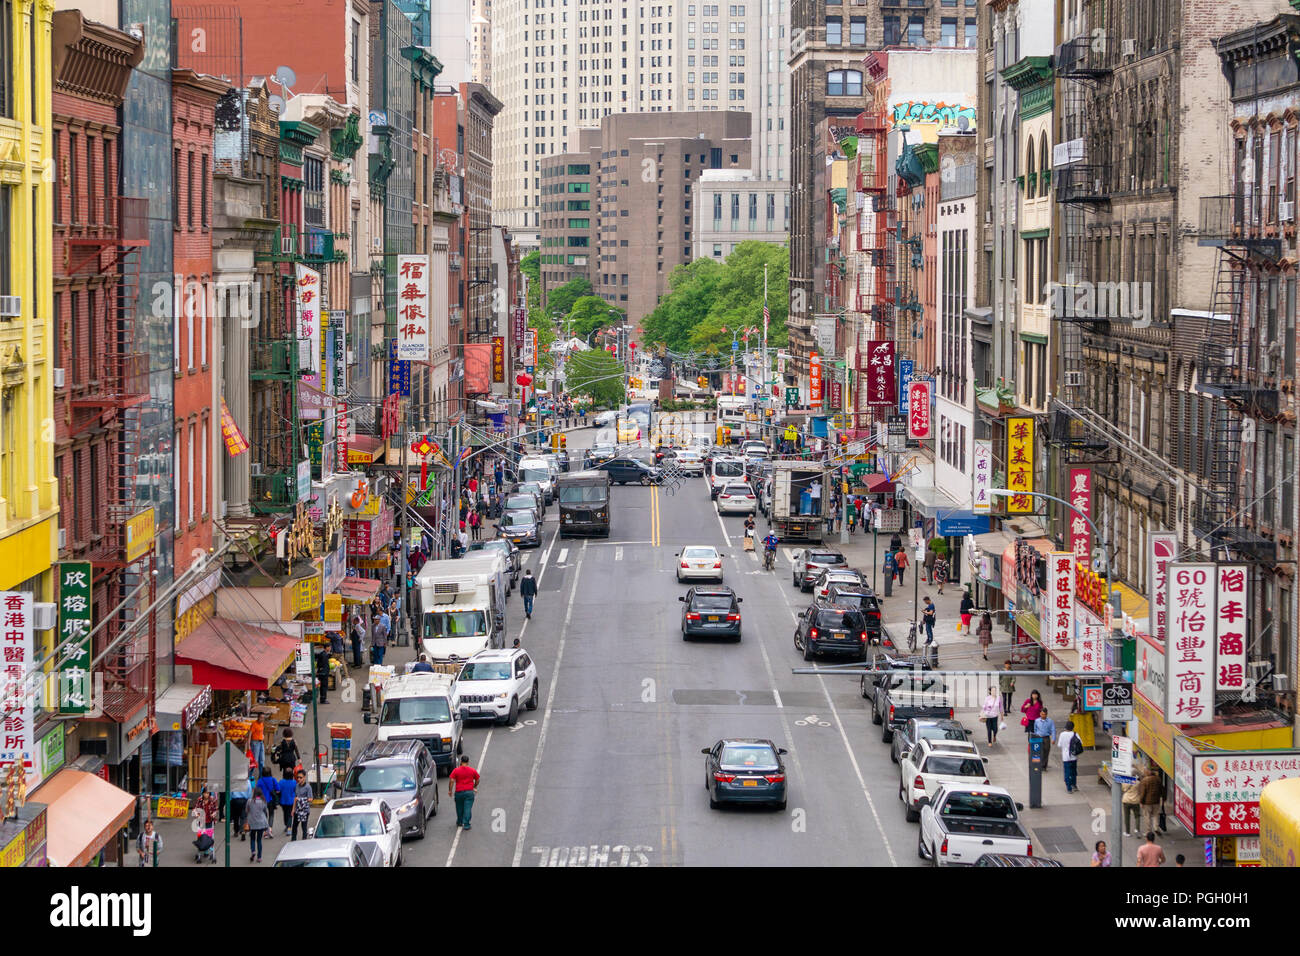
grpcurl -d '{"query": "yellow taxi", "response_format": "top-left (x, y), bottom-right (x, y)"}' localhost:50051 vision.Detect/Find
top-left (617, 419), bottom-right (641, 443)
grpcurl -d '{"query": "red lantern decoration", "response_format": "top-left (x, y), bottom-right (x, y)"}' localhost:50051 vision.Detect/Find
top-left (516, 373), bottom-right (533, 387)
top-left (629, 342), bottom-right (637, 351)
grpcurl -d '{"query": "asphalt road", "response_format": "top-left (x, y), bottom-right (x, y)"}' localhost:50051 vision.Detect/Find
top-left (385, 423), bottom-right (922, 867)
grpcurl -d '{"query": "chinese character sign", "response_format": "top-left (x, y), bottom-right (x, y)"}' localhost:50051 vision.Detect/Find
top-left (1068, 467), bottom-right (1092, 565)
top-left (1215, 564), bottom-right (1248, 692)
top-left (830, 379), bottom-right (842, 411)
top-left (972, 439), bottom-right (993, 514)
top-left (907, 380), bottom-right (932, 439)
top-left (1148, 531), bottom-right (1178, 644)
top-left (864, 340), bottom-right (895, 407)
top-left (220, 397), bottom-right (249, 457)
top-left (396, 255), bottom-right (430, 361)
top-left (522, 329), bottom-right (536, 367)
top-left (1006, 417), bottom-right (1035, 513)
top-left (809, 353), bottom-right (822, 410)
top-left (294, 264), bottom-right (321, 376)
top-left (513, 307), bottom-right (526, 344)
top-left (1189, 749), bottom-right (1300, 836)
top-left (1165, 562), bottom-right (1216, 725)
top-left (1078, 623), bottom-right (1106, 673)
top-left (57, 563), bottom-right (93, 715)
top-left (388, 339), bottom-right (411, 397)
top-left (491, 336), bottom-right (505, 383)
top-left (336, 401), bottom-right (349, 474)
top-left (898, 358), bottom-right (914, 414)
top-left (1041, 552), bottom-right (1075, 650)
top-left (0, 592), bottom-right (34, 772)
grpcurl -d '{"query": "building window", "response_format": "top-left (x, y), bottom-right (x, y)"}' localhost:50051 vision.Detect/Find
top-left (0, 186), bottom-right (9, 300)
top-left (827, 70), bottom-right (862, 97)
top-left (0, 0), bottom-right (12, 119)
top-left (850, 17), bottom-right (866, 45)
top-left (941, 18), bottom-right (957, 47)
top-left (201, 419), bottom-right (209, 516)
top-left (352, 19), bottom-right (361, 82)
top-left (884, 16), bottom-right (901, 45)
top-left (907, 17), bottom-right (924, 46)
top-left (964, 18), bottom-right (977, 48)
top-left (826, 17), bottom-right (841, 46)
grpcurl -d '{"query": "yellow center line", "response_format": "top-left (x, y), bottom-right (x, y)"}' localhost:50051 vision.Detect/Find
top-left (650, 483), bottom-right (660, 547)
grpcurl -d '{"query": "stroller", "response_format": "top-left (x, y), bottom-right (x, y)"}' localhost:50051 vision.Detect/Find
top-left (193, 827), bottom-right (216, 863)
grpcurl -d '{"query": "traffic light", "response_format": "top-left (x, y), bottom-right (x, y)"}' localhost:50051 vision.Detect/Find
top-left (697, 375), bottom-right (708, 388)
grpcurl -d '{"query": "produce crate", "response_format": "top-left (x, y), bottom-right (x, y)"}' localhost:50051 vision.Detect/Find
top-left (327, 722), bottom-right (353, 740)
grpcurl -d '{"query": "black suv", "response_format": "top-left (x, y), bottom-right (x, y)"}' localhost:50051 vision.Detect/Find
top-left (596, 456), bottom-right (663, 485)
top-left (340, 739), bottom-right (440, 840)
top-left (793, 604), bottom-right (871, 661)
top-left (824, 584), bottom-right (884, 644)
top-left (680, 587), bottom-right (744, 641)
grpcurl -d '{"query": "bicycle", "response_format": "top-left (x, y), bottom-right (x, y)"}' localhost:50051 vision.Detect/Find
top-left (763, 547), bottom-right (776, 571)
top-left (906, 620), bottom-right (919, 653)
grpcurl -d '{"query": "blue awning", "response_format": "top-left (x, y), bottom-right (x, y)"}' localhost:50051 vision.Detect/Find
top-left (810, 417), bottom-right (828, 438)
top-left (938, 512), bottom-right (991, 536)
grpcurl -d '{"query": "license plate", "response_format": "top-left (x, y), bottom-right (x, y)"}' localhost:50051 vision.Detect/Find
top-left (742, 779), bottom-right (759, 787)
top-left (708, 616), bottom-right (720, 622)
top-left (833, 631), bottom-right (846, 640)
top-left (469, 706), bottom-right (482, 714)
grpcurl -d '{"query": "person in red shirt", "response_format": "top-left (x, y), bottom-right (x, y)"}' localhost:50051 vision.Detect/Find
top-left (448, 755), bottom-right (480, 830)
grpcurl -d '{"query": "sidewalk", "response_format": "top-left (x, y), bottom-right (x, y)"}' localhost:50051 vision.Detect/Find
top-left (823, 528), bottom-right (1203, 867)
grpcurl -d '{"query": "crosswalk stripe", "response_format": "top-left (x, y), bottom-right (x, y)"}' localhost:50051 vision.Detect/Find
top-left (558, 548), bottom-right (569, 564)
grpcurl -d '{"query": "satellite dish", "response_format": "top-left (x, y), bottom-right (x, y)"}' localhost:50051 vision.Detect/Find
top-left (267, 94), bottom-right (286, 114)
top-left (272, 66), bottom-right (297, 91)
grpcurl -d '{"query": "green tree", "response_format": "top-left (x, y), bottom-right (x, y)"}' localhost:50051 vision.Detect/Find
top-left (544, 276), bottom-right (593, 321)
top-left (565, 349), bottom-right (625, 407)
top-left (567, 295), bottom-right (623, 341)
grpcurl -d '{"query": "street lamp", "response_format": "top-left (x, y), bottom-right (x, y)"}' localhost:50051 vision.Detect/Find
top-left (988, 487), bottom-right (1126, 868)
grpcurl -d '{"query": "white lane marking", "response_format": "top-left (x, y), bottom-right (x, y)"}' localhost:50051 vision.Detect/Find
top-left (615, 546), bottom-right (624, 562)
top-left (558, 548), bottom-right (569, 564)
top-left (529, 845), bottom-right (653, 867)
top-left (511, 541), bottom-right (585, 867)
top-left (776, 577), bottom-right (898, 866)
top-left (535, 524), bottom-right (560, 581)
top-left (715, 508), bottom-right (732, 547)
top-left (445, 725), bottom-right (494, 866)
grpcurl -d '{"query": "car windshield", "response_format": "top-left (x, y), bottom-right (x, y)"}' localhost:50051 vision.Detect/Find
top-left (720, 745), bottom-right (779, 770)
top-left (379, 696), bottom-right (452, 725)
top-left (810, 552), bottom-right (846, 565)
top-left (425, 610), bottom-right (488, 638)
top-left (831, 591), bottom-right (876, 611)
top-left (919, 724), bottom-right (968, 742)
top-left (815, 610), bottom-right (866, 630)
top-left (682, 547), bottom-right (717, 559)
top-left (502, 511), bottom-right (534, 527)
top-left (460, 661), bottom-right (512, 681)
top-left (691, 594), bottom-right (735, 611)
top-left (520, 467), bottom-right (549, 484)
top-left (559, 485), bottom-right (608, 504)
top-left (316, 812), bottom-right (385, 838)
top-left (939, 792), bottom-right (1018, 819)
top-left (276, 857), bottom-right (353, 867)
top-left (889, 675), bottom-right (948, 693)
top-left (504, 495), bottom-right (536, 511)
top-left (517, 483), bottom-right (543, 497)
top-left (714, 461), bottom-right (744, 477)
top-left (344, 764), bottom-right (417, 792)
top-left (923, 755), bottom-right (985, 776)
top-left (721, 485), bottom-right (751, 495)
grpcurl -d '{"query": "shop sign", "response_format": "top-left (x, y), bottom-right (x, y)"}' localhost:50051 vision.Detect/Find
top-left (1136, 630), bottom-right (1166, 712)
top-left (1079, 624), bottom-right (1107, 674)
top-left (1235, 837), bottom-right (1261, 864)
top-left (1040, 552), bottom-right (1075, 651)
top-left (336, 401), bottom-right (349, 473)
top-left (1165, 562), bottom-right (1215, 725)
top-left (281, 502), bottom-right (316, 573)
top-left (492, 336), bottom-right (505, 383)
top-left (897, 358), bottom-right (913, 414)
top-left (302, 622), bottom-right (326, 637)
top-left (322, 544), bottom-right (347, 594)
top-left (1068, 468), bottom-right (1092, 565)
top-left (182, 685), bottom-right (212, 730)
top-left (0, 592), bottom-right (34, 774)
top-left (874, 509), bottom-right (903, 533)
top-left (784, 386), bottom-right (799, 407)
top-left (295, 264), bottom-right (322, 376)
top-left (331, 317), bottom-right (347, 396)
top-left (156, 796), bottom-right (190, 819)
top-left (863, 341), bottom-right (894, 407)
top-left (220, 397), bottom-right (249, 456)
top-left (346, 508), bottom-right (395, 557)
top-left (1214, 564), bottom-right (1248, 692)
top-left (289, 571), bottom-right (323, 617)
top-left (125, 507), bottom-right (155, 563)
top-left (522, 329), bottom-right (536, 367)
top-left (56, 562), bottom-right (92, 715)
top-left (23, 806), bottom-right (45, 854)
top-left (31, 724), bottom-right (65, 790)
top-left (513, 307), bottom-right (526, 344)
top-left (1148, 531), bottom-right (1177, 644)
top-left (972, 439), bottom-right (992, 514)
top-left (1005, 417), bottom-right (1034, 513)
top-left (906, 381), bottom-right (932, 440)
top-left (1133, 684), bottom-right (1175, 777)
top-left (396, 255), bottom-right (430, 361)
top-left (0, 831), bottom-right (24, 868)
top-left (1081, 685), bottom-right (1103, 710)
top-left (388, 338), bottom-right (411, 397)
top-left (809, 353), bottom-right (822, 410)
top-left (1176, 738), bottom-right (1300, 836)
top-left (829, 379), bottom-right (842, 411)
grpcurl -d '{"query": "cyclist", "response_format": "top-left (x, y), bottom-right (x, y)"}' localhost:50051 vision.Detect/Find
top-left (761, 531), bottom-right (779, 570)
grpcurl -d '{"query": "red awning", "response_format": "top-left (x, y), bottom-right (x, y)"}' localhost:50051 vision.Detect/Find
top-left (346, 434), bottom-right (384, 464)
top-left (175, 618), bottom-right (300, 691)
top-left (864, 473), bottom-right (895, 493)
top-left (338, 577), bottom-right (382, 605)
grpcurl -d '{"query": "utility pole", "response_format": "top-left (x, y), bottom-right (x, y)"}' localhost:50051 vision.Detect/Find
top-left (398, 411), bottom-right (410, 645)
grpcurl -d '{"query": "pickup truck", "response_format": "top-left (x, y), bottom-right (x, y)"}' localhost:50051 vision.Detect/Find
top-left (862, 665), bottom-right (954, 743)
top-left (918, 784), bottom-right (1032, 866)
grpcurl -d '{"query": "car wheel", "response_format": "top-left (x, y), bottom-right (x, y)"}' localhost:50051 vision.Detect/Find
top-left (898, 781), bottom-right (905, 803)
top-left (917, 831), bottom-right (928, 860)
top-left (526, 680), bottom-right (539, 710)
top-left (792, 573), bottom-right (800, 589)
top-left (881, 724), bottom-right (893, 744)
top-left (904, 798), bottom-right (920, 824)
top-left (429, 791), bottom-right (437, 817)
top-left (641, 476), bottom-right (651, 486)
top-left (676, 572), bottom-right (683, 583)
top-left (930, 844), bottom-right (939, 867)
top-left (394, 848), bottom-right (403, 868)
top-left (709, 794), bottom-right (720, 810)
top-left (890, 744), bottom-right (899, 764)
top-left (802, 639), bottom-right (816, 662)
top-left (507, 697), bottom-right (519, 726)
top-left (456, 739), bottom-right (464, 756)
top-left (871, 702), bottom-right (883, 725)
top-left (774, 798), bottom-right (787, 812)
top-left (415, 810), bottom-right (428, 839)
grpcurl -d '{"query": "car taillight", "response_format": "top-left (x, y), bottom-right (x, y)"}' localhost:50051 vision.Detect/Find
top-left (686, 613), bottom-right (701, 621)
top-left (727, 613), bottom-right (741, 621)
top-left (982, 779), bottom-right (990, 785)
top-left (913, 775), bottom-right (924, 790)
top-left (809, 627), bottom-right (818, 640)
top-left (713, 772), bottom-right (735, 783)
top-left (940, 838), bottom-right (948, 857)
top-left (681, 561), bottom-right (689, 568)
top-left (948, 708), bottom-right (954, 719)
top-left (888, 705), bottom-right (895, 722)
top-left (713, 561), bottom-right (722, 568)
top-left (860, 631), bottom-right (868, 643)
top-left (1026, 843), bottom-right (1033, 857)
top-left (884, 638), bottom-right (895, 648)
top-left (763, 774), bottom-right (785, 784)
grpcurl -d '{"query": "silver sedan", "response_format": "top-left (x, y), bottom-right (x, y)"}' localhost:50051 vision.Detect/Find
top-left (715, 482), bottom-right (758, 515)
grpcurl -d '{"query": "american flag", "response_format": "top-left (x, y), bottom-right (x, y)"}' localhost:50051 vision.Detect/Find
top-left (762, 304), bottom-right (769, 335)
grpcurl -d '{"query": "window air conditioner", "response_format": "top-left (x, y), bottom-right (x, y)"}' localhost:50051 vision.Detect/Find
top-left (34, 603), bottom-right (57, 632)
top-left (53, 368), bottom-right (65, 388)
top-left (1122, 38), bottom-right (1136, 56)
top-left (0, 295), bottom-right (20, 318)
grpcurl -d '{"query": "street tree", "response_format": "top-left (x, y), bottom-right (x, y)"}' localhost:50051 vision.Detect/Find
top-left (565, 349), bottom-right (626, 407)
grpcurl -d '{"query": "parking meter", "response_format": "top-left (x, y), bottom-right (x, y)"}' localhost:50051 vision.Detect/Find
top-left (1028, 734), bottom-right (1046, 808)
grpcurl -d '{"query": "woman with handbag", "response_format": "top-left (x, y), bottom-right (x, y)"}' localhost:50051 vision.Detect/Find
top-left (979, 687), bottom-right (1003, 746)
top-left (1019, 689), bottom-right (1044, 734)
top-left (976, 612), bottom-right (994, 661)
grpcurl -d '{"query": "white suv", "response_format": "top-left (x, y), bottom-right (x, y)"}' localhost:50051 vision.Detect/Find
top-left (898, 737), bottom-right (987, 823)
top-left (456, 648), bottom-right (539, 726)
top-left (311, 797), bottom-right (403, 867)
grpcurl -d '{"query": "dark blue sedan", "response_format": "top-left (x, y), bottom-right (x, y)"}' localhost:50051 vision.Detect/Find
top-left (702, 739), bottom-right (788, 810)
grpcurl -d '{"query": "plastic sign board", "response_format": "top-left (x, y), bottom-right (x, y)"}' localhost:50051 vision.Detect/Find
top-left (1068, 467), bottom-right (1093, 565)
top-left (906, 380), bottom-right (932, 439)
top-left (865, 341), bottom-right (896, 407)
top-left (898, 358), bottom-right (914, 414)
top-left (809, 353), bottom-right (822, 410)
top-left (395, 255), bottom-right (430, 361)
top-left (1041, 552), bottom-right (1075, 651)
top-left (1214, 564), bottom-right (1248, 692)
top-left (1148, 531), bottom-right (1177, 645)
top-left (1006, 417), bottom-right (1034, 513)
top-left (972, 439), bottom-right (992, 514)
top-left (1165, 562), bottom-right (1216, 725)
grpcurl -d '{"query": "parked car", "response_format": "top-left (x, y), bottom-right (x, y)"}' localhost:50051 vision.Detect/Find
top-left (467, 538), bottom-right (520, 590)
top-left (811, 568), bottom-right (865, 602)
top-left (311, 797), bottom-right (404, 866)
top-left (862, 667), bottom-right (954, 742)
top-left (596, 456), bottom-right (663, 485)
top-left (272, 837), bottom-right (377, 867)
top-left (824, 584), bottom-right (884, 644)
top-left (793, 604), bottom-right (872, 661)
top-left (702, 738), bottom-right (788, 810)
top-left (791, 548), bottom-right (849, 591)
top-left (898, 737), bottom-right (988, 823)
top-left (339, 739), bottom-right (440, 840)
top-left (890, 717), bottom-right (974, 765)
top-left (918, 784), bottom-right (1032, 866)
top-left (456, 647), bottom-right (539, 725)
top-left (680, 587), bottom-right (743, 641)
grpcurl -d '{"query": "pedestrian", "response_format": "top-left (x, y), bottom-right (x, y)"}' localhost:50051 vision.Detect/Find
top-left (1020, 689), bottom-right (1043, 735)
top-left (278, 769), bottom-right (296, 834)
top-left (350, 615), bottom-right (365, 668)
top-left (980, 687), bottom-right (1002, 746)
top-left (933, 554), bottom-right (949, 594)
top-left (292, 769), bottom-right (313, 841)
top-left (977, 611), bottom-right (993, 661)
top-left (1136, 831), bottom-right (1166, 867)
top-left (808, 478), bottom-right (822, 516)
top-left (411, 653), bottom-right (434, 673)
top-left (314, 643), bottom-right (331, 704)
top-left (248, 714), bottom-right (266, 771)
top-left (1175, 854), bottom-right (1185, 867)
top-left (370, 614), bottom-right (389, 666)
top-left (889, 531), bottom-right (903, 553)
top-left (520, 569), bottom-right (538, 619)
top-left (1138, 764), bottom-right (1164, 835)
top-left (921, 596), bottom-right (937, 645)
top-left (449, 754), bottom-right (481, 830)
top-left (999, 661), bottom-right (1016, 714)
top-left (1058, 719), bottom-right (1082, 793)
top-left (958, 591), bottom-right (974, 634)
top-left (274, 728), bottom-right (300, 777)
top-left (1034, 707), bottom-right (1056, 769)
top-left (136, 820), bottom-right (162, 867)
top-left (1122, 779), bottom-right (1142, 836)
top-left (469, 509), bottom-right (482, 541)
top-left (893, 548), bottom-right (908, 584)
top-left (256, 765), bottom-right (279, 820)
top-left (197, 786), bottom-right (219, 828)
top-left (329, 626), bottom-right (345, 658)
top-left (245, 788), bottom-right (271, 862)
top-left (458, 527), bottom-right (469, 556)
top-left (377, 582), bottom-right (392, 612)
top-left (229, 779), bottom-right (250, 841)
top-left (1091, 840), bottom-right (1112, 867)
top-left (923, 544), bottom-right (937, 584)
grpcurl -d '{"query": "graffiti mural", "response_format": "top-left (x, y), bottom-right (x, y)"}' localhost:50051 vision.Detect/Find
top-left (889, 101), bottom-right (976, 130)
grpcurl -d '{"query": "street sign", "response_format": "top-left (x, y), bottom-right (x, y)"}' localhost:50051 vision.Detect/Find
top-left (1103, 681), bottom-right (1134, 722)
top-left (1111, 734), bottom-right (1137, 783)
top-left (831, 414), bottom-right (846, 430)
top-left (785, 387), bottom-right (799, 407)
top-left (1082, 685), bottom-right (1104, 711)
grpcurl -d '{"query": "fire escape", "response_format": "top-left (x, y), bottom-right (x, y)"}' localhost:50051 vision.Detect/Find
top-left (853, 109), bottom-right (897, 429)
top-left (63, 195), bottom-right (153, 722)
top-left (1195, 187), bottom-right (1281, 563)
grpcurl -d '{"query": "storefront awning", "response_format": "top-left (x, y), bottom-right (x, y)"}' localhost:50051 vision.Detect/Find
top-left (864, 473), bottom-right (895, 494)
top-left (175, 618), bottom-right (300, 691)
top-left (39, 769), bottom-right (135, 867)
top-left (339, 577), bottom-right (382, 605)
top-left (155, 682), bottom-right (212, 732)
top-left (898, 483), bottom-right (960, 518)
top-left (346, 434), bottom-right (385, 465)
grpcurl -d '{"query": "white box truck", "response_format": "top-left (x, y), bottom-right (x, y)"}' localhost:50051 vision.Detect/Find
top-left (770, 460), bottom-right (830, 543)
top-left (363, 671), bottom-right (463, 773)
top-left (415, 554), bottom-right (509, 662)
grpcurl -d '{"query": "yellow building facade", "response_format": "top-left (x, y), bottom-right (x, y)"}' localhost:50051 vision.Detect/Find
top-left (0, 0), bottom-right (59, 609)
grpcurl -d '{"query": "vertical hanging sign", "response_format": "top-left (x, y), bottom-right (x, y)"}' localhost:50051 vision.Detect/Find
top-left (396, 255), bottom-right (430, 361)
top-left (1165, 562), bottom-right (1216, 725)
top-left (897, 358), bottom-right (914, 414)
top-left (294, 264), bottom-right (321, 376)
top-left (1043, 552), bottom-right (1075, 650)
top-left (1214, 564), bottom-right (1248, 692)
top-left (57, 563), bottom-right (93, 715)
top-left (907, 380), bottom-right (932, 439)
top-left (1148, 531), bottom-right (1178, 645)
top-left (1068, 467), bottom-right (1093, 566)
top-left (865, 340), bottom-right (896, 407)
top-left (809, 353), bottom-right (822, 410)
top-left (1006, 417), bottom-right (1035, 513)
top-left (0, 592), bottom-right (34, 773)
top-left (491, 336), bottom-right (505, 383)
top-left (972, 439), bottom-right (993, 514)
